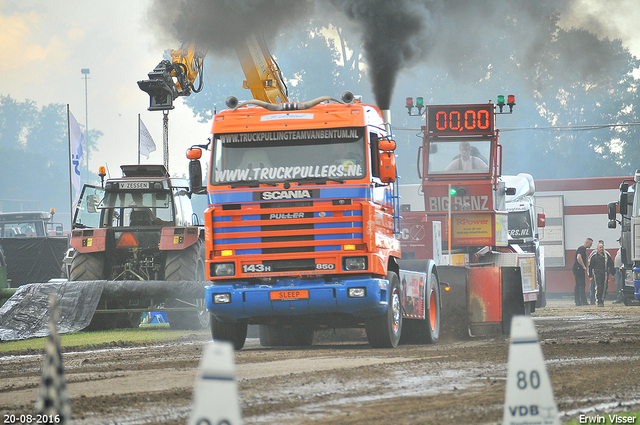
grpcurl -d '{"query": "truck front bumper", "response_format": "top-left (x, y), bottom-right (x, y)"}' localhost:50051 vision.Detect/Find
top-left (205, 276), bottom-right (389, 321)
top-left (632, 267), bottom-right (640, 300)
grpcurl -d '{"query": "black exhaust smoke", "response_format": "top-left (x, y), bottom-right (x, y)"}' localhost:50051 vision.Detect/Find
top-left (148, 0), bottom-right (431, 110)
top-left (148, 0), bottom-right (315, 56)
top-left (329, 0), bottom-right (431, 110)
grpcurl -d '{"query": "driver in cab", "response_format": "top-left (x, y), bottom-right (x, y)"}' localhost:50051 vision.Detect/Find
top-left (444, 141), bottom-right (489, 173)
top-left (331, 142), bottom-right (361, 173)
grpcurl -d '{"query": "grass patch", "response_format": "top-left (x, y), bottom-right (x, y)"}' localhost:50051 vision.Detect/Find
top-left (0, 325), bottom-right (209, 354)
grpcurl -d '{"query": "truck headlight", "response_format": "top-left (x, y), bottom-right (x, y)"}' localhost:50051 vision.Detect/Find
top-left (343, 256), bottom-right (367, 271)
top-left (212, 262), bottom-right (235, 276)
top-left (348, 287), bottom-right (367, 298)
top-left (213, 293), bottom-right (231, 304)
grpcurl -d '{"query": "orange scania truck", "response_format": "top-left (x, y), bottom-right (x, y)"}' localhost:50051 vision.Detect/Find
top-left (186, 92), bottom-right (442, 350)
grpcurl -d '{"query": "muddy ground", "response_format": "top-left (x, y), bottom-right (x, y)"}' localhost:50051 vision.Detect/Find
top-left (1, 297), bottom-right (640, 425)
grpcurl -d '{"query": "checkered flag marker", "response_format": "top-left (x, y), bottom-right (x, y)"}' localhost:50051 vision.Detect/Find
top-left (35, 295), bottom-right (71, 424)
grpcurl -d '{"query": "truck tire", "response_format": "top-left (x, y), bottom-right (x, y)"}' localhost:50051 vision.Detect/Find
top-left (366, 271), bottom-right (402, 348)
top-left (401, 272), bottom-right (441, 344)
top-left (164, 239), bottom-right (209, 330)
top-left (211, 315), bottom-right (248, 350)
top-left (258, 325), bottom-right (314, 347)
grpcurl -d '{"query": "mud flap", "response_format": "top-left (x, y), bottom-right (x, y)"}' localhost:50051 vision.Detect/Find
top-left (501, 267), bottom-right (525, 334)
top-left (438, 266), bottom-right (524, 339)
top-left (438, 266), bottom-right (469, 340)
top-left (468, 266), bottom-right (524, 336)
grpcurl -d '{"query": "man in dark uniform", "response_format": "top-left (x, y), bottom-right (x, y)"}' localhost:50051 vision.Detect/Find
top-left (588, 241), bottom-right (615, 307)
top-left (572, 238), bottom-right (592, 306)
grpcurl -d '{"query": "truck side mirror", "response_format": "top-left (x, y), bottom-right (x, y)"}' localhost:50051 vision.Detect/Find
top-left (379, 152), bottom-right (396, 183)
top-left (378, 139), bottom-right (396, 151)
top-left (187, 148), bottom-right (203, 194)
top-left (619, 194), bottom-right (628, 216)
top-left (608, 220), bottom-right (617, 229)
top-left (608, 201), bottom-right (618, 220)
top-left (537, 213), bottom-right (546, 228)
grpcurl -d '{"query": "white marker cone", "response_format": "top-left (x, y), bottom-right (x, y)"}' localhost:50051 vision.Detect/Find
top-left (188, 341), bottom-right (242, 425)
top-left (503, 316), bottom-right (560, 425)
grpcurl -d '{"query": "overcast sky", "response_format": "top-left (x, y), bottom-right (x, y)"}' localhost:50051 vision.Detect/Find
top-left (0, 0), bottom-right (211, 180)
top-left (2, 0), bottom-right (640, 181)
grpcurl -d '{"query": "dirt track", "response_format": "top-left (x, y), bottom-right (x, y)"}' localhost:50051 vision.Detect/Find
top-left (1, 297), bottom-right (640, 425)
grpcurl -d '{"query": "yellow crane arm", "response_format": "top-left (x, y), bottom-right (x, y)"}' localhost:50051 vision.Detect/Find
top-left (236, 33), bottom-right (289, 104)
top-left (138, 34), bottom-right (288, 111)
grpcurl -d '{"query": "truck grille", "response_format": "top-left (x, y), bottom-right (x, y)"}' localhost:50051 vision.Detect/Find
top-left (212, 200), bottom-right (363, 256)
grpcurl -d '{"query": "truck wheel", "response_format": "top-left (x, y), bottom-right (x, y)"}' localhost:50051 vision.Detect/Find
top-left (401, 272), bottom-right (441, 345)
top-left (164, 240), bottom-right (209, 330)
top-left (366, 271), bottom-right (402, 348)
top-left (211, 315), bottom-right (248, 350)
top-left (258, 325), bottom-right (314, 347)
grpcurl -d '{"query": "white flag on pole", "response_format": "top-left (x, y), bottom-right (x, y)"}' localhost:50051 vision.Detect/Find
top-left (140, 118), bottom-right (156, 158)
top-left (69, 111), bottom-right (84, 214)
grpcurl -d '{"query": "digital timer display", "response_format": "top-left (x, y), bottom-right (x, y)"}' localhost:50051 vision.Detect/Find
top-left (426, 104), bottom-right (494, 136)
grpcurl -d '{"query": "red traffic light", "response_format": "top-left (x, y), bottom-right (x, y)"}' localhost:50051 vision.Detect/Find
top-left (507, 95), bottom-right (515, 106)
top-left (406, 97), bottom-right (414, 107)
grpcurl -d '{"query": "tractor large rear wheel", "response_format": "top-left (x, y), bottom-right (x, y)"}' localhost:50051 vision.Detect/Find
top-left (164, 240), bottom-right (209, 330)
top-left (70, 252), bottom-right (118, 331)
top-left (70, 251), bottom-right (105, 281)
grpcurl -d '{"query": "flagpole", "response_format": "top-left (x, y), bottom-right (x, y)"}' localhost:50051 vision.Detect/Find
top-left (66, 105), bottom-right (74, 229)
top-left (138, 114), bottom-right (141, 165)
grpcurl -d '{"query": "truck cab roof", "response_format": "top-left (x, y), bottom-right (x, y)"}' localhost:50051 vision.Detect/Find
top-left (104, 165), bottom-right (189, 190)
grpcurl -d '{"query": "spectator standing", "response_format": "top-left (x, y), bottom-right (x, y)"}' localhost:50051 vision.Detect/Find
top-left (588, 240), bottom-right (605, 305)
top-left (588, 241), bottom-right (615, 307)
top-left (572, 238), bottom-right (592, 306)
top-left (613, 238), bottom-right (623, 304)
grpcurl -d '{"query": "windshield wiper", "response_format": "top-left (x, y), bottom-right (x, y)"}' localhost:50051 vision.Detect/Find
top-left (229, 180), bottom-right (277, 188)
top-left (293, 178), bottom-right (344, 185)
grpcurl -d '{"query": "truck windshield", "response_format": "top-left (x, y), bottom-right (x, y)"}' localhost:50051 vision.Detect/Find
top-left (428, 140), bottom-right (491, 175)
top-left (507, 210), bottom-right (532, 238)
top-left (211, 127), bottom-right (366, 185)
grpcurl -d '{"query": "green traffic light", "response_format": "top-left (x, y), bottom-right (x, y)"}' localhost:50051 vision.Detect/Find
top-left (450, 187), bottom-right (457, 196)
top-left (416, 97), bottom-right (424, 106)
top-left (497, 94), bottom-right (505, 105)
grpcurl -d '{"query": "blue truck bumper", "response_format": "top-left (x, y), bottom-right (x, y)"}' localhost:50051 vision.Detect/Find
top-left (205, 276), bottom-right (389, 321)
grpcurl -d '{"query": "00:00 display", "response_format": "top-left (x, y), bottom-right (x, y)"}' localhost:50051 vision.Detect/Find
top-left (434, 110), bottom-right (491, 132)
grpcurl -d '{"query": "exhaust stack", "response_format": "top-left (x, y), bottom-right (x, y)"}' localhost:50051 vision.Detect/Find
top-left (382, 109), bottom-right (392, 137)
